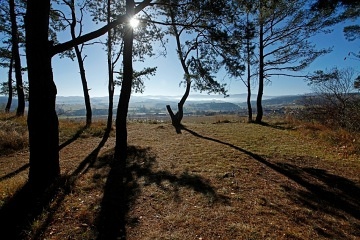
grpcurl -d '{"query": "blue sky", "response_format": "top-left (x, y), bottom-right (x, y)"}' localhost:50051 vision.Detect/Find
top-left (1, 11), bottom-right (359, 98)
top-left (50, 19), bottom-right (359, 98)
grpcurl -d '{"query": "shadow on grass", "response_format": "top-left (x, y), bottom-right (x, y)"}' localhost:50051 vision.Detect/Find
top-left (0, 178), bottom-right (66, 239)
top-left (59, 125), bottom-right (88, 151)
top-left (0, 129), bottom-right (110, 239)
top-left (0, 163), bottom-right (29, 182)
top-left (276, 163), bottom-right (360, 238)
top-left (95, 145), bottom-right (229, 240)
top-left (183, 127), bottom-right (360, 223)
top-left (0, 126), bottom-right (89, 181)
top-left (253, 120), bottom-right (295, 130)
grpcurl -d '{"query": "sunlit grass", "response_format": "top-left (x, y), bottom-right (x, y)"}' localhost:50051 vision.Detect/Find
top-left (0, 112), bottom-right (28, 155)
top-left (1, 114), bottom-right (359, 239)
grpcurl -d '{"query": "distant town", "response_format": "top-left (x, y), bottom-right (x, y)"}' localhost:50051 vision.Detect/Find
top-left (1, 94), bottom-right (306, 120)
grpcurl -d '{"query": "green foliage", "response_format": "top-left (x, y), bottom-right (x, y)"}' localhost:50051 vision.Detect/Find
top-left (159, 0), bottom-right (234, 96)
top-left (115, 66), bottom-right (157, 93)
top-left (0, 80), bottom-right (29, 100)
top-left (257, 0), bottom-right (333, 79)
top-left (344, 25), bottom-right (360, 41)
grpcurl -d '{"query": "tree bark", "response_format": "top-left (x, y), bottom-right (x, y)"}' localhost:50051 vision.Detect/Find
top-left (25, 0), bottom-right (60, 189)
top-left (9, 0), bottom-right (25, 116)
top-left (114, 0), bottom-right (134, 165)
top-left (5, 57), bottom-right (13, 113)
top-left (256, 20), bottom-right (264, 123)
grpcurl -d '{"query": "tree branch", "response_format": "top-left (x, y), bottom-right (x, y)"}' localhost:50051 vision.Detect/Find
top-left (51, 0), bottom-right (153, 56)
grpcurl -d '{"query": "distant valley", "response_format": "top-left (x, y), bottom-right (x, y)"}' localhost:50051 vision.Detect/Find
top-left (0, 93), bottom-right (307, 118)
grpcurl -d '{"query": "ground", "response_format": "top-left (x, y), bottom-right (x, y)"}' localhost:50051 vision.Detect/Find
top-left (0, 116), bottom-right (359, 239)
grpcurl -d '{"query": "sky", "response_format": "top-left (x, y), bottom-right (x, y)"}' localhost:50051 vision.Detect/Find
top-left (1, 8), bottom-right (359, 99)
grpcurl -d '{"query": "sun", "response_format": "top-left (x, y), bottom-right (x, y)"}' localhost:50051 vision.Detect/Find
top-left (129, 17), bottom-right (140, 28)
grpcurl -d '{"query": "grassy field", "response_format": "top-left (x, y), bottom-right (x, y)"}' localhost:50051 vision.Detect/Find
top-left (0, 114), bottom-right (359, 239)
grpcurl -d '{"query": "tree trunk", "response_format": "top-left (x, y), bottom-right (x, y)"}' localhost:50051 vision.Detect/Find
top-left (246, 78), bottom-right (252, 123)
top-left (166, 7), bottom-right (191, 133)
top-left (9, 0), bottom-right (25, 117)
top-left (255, 20), bottom-right (264, 123)
top-left (246, 13), bottom-right (253, 123)
top-left (105, 0), bottom-right (114, 138)
top-left (76, 46), bottom-right (92, 127)
top-left (25, 0), bottom-right (60, 189)
top-left (114, 0), bottom-right (134, 165)
top-left (5, 57), bottom-right (13, 113)
top-left (69, 0), bottom-right (92, 127)
top-left (166, 79), bottom-right (190, 133)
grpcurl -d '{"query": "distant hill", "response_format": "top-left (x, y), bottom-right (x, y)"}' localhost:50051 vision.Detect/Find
top-left (238, 95), bottom-right (306, 107)
top-left (56, 93), bottom-right (276, 106)
top-left (1, 94), bottom-right (307, 116)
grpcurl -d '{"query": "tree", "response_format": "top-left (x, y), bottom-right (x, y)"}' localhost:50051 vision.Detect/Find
top-left (304, 67), bottom-right (360, 131)
top-left (250, 0), bottom-right (333, 123)
top-left (225, 1), bottom-right (257, 123)
top-left (5, 57), bottom-right (13, 112)
top-left (0, 0), bottom-right (26, 115)
top-left (87, 0), bottom-right (161, 138)
top-left (9, 0), bottom-right (25, 116)
top-left (25, 0), bottom-right (60, 189)
top-left (86, 0), bottom-right (125, 135)
top-left (312, 0), bottom-right (360, 81)
top-left (243, 11), bottom-right (257, 122)
top-left (159, 0), bottom-right (229, 133)
top-left (114, 0), bottom-right (135, 164)
top-left (25, 0), bottom-right (153, 190)
top-left (59, 0), bottom-right (93, 127)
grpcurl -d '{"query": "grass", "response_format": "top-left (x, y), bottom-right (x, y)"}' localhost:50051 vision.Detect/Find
top-left (0, 113), bottom-right (28, 155)
top-left (0, 113), bottom-right (360, 239)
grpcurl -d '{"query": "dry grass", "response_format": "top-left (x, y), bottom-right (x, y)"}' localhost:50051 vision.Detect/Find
top-left (0, 114), bottom-right (360, 239)
top-left (0, 113), bottom-right (28, 155)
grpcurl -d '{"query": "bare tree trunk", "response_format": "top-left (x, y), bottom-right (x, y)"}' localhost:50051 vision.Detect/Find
top-left (246, 13), bottom-right (253, 123)
top-left (25, 0), bottom-right (60, 190)
top-left (68, 0), bottom-right (92, 127)
top-left (166, 79), bottom-right (190, 133)
top-left (256, 20), bottom-right (264, 123)
top-left (5, 57), bottom-right (13, 113)
top-left (10, 0), bottom-right (25, 117)
top-left (166, 7), bottom-right (191, 133)
top-left (246, 77), bottom-right (252, 122)
top-left (105, 0), bottom-right (114, 138)
top-left (114, 0), bottom-right (134, 165)
top-left (76, 47), bottom-right (92, 127)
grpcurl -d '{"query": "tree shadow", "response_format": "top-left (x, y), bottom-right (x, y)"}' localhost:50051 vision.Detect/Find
top-left (0, 178), bottom-right (66, 239)
top-left (95, 145), bottom-right (229, 240)
top-left (254, 120), bottom-right (295, 130)
top-left (182, 127), bottom-right (360, 223)
top-left (0, 128), bottom-right (110, 239)
top-left (0, 163), bottom-right (29, 182)
top-left (275, 163), bottom-right (360, 238)
top-left (59, 125), bottom-right (88, 150)
top-left (274, 163), bottom-right (360, 219)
